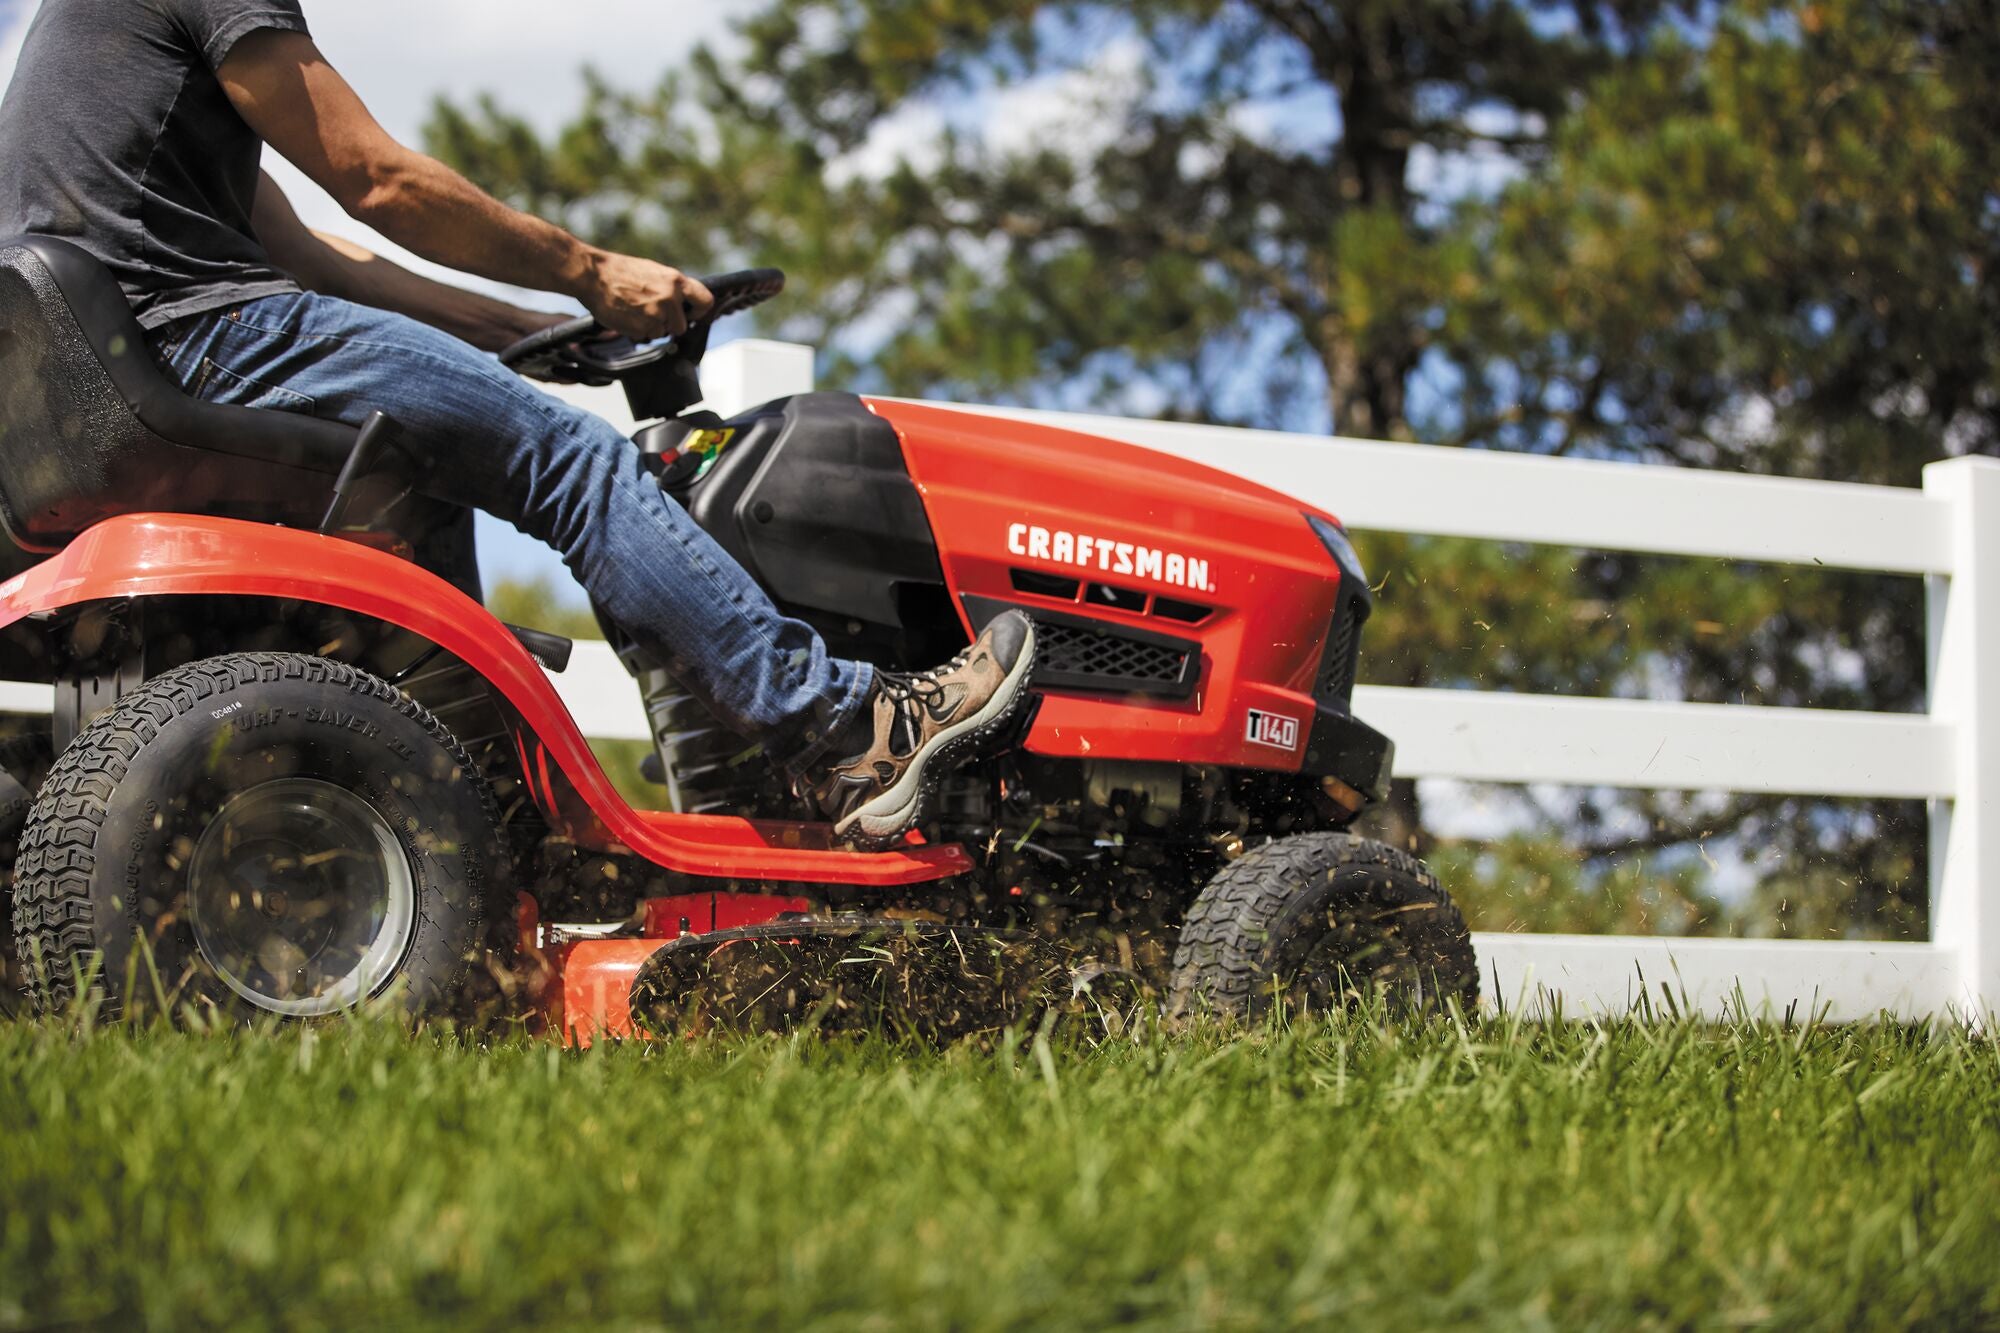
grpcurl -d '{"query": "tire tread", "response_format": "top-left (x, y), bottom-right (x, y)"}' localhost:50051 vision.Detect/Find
top-left (12, 652), bottom-right (498, 1012)
top-left (1168, 831), bottom-right (1477, 1017)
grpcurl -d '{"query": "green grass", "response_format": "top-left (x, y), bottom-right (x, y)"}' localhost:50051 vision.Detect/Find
top-left (2, 1010), bottom-right (1998, 1330)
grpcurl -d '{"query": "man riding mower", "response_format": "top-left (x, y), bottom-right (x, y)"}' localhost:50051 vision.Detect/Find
top-left (0, 0), bottom-right (1476, 1032)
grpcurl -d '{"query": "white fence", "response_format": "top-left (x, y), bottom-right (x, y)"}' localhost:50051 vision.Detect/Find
top-left (566, 341), bottom-right (1986, 1023)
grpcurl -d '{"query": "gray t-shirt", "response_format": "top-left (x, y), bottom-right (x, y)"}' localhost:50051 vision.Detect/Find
top-left (0, 0), bottom-right (310, 328)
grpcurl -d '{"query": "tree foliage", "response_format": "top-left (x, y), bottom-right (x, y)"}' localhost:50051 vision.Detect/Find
top-left (445, 0), bottom-right (1997, 938)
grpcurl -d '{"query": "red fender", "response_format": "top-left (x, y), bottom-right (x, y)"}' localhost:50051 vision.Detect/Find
top-left (0, 514), bottom-right (969, 886)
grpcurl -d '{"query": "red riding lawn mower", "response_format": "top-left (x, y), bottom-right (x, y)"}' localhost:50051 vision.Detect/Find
top-left (0, 235), bottom-right (1477, 1041)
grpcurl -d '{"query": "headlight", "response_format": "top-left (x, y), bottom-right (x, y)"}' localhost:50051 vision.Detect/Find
top-left (1306, 513), bottom-right (1367, 588)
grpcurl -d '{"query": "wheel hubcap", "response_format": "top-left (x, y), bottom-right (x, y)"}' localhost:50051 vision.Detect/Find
top-left (1284, 910), bottom-right (1425, 1013)
top-left (186, 778), bottom-right (416, 1017)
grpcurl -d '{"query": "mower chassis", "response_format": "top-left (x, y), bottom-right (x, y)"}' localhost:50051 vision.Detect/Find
top-left (0, 513), bottom-right (970, 891)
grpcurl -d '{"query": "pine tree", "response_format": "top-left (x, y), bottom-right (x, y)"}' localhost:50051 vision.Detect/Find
top-left (433, 0), bottom-right (1997, 937)
top-left (428, 1), bottom-right (1687, 435)
top-left (1434, 0), bottom-right (1998, 933)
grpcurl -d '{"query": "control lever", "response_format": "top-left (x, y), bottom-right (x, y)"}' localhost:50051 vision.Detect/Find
top-left (320, 411), bottom-right (402, 533)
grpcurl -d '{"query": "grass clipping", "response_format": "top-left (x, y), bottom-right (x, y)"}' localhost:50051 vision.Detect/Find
top-left (626, 920), bottom-right (1149, 1042)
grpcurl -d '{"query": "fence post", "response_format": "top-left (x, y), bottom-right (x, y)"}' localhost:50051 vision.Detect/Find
top-left (700, 339), bottom-right (817, 418)
top-left (1922, 456), bottom-right (2000, 1018)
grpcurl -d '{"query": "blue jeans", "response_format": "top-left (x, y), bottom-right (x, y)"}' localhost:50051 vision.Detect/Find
top-left (146, 292), bottom-right (872, 776)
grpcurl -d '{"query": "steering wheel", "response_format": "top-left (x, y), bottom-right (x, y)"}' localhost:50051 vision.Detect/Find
top-left (498, 268), bottom-right (786, 385)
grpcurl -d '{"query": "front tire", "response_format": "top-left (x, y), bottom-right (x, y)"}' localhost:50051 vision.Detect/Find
top-left (11, 653), bottom-right (501, 1020)
top-left (1169, 833), bottom-right (1478, 1019)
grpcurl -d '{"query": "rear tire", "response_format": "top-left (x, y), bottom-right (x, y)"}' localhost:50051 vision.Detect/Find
top-left (11, 653), bottom-right (501, 1021)
top-left (0, 730), bottom-right (52, 1016)
top-left (1169, 832), bottom-right (1478, 1019)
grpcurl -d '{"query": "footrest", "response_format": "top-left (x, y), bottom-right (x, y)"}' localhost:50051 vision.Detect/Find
top-left (505, 623), bottom-right (574, 673)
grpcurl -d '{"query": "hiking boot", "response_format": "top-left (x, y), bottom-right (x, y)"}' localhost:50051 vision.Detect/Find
top-left (802, 610), bottom-right (1037, 849)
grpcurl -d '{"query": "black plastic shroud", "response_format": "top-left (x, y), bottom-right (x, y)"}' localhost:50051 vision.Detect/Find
top-left (682, 392), bottom-right (948, 632)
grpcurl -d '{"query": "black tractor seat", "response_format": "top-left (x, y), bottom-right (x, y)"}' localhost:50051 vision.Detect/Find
top-left (0, 235), bottom-right (366, 552)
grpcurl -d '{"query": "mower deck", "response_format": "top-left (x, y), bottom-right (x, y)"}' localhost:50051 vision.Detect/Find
top-left (532, 895), bottom-right (1124, 1045)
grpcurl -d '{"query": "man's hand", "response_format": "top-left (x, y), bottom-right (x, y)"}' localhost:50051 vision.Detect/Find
top-left (582, 251), bottom-right (714, 341)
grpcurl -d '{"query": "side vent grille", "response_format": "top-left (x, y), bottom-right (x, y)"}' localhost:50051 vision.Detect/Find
top-left (1007, 567), bottom-right (1213, 626)
top-left (966, 595), bottom-right (1200, 700)
top-left (1010, 568), bottom-right (1080, 599)
top-left (1086, 582), bottom-right (1147, 612)
top-left (1036, 619), bottom-right (1191, 695)
top-left (1315, 594), bottom-right (1366, 710)
top-left (1152, 596), bottom-right (1211, 624)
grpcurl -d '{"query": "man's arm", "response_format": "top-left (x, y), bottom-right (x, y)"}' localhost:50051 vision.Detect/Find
top-left (219, 30), bottom-right (711, 340)
top-left (251, 171), bottom-right (563, 352)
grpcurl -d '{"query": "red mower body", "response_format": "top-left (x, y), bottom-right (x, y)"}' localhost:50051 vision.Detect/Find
top-left (0, 401), bottom-right (1385, 1039)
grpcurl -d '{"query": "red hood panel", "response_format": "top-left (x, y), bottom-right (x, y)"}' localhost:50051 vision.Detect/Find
top-left (866, 399), bottom-right (1346, 772)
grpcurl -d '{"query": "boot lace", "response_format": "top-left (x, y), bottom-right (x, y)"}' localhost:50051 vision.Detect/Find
top-left (879, 639), bottom-right (977, 706)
